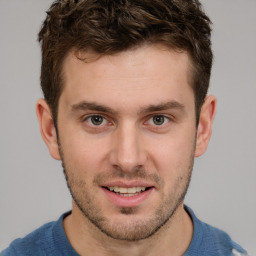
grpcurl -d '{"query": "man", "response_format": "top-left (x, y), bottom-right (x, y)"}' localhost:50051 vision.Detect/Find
top-left (1, 0), bottom-right (248, 255)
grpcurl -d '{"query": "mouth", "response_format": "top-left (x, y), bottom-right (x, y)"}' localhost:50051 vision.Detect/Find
top-left (101, 184), bottom-right (154, 207)
top-left (104, 186), bottom-right (152, 197)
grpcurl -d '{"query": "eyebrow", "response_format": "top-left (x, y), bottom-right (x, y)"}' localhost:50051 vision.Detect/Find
top-left (71, 100), bottom-right (185, 115)
top-left (71, 101), bottom-right (117, 114)
top-left (139, 101), bottom-right (185, 114)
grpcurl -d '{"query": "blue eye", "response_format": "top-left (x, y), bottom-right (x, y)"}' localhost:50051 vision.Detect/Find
top-left (148, 115), bottom-right (169, 126)
top-left (86, 115), bottom-right (107, 126)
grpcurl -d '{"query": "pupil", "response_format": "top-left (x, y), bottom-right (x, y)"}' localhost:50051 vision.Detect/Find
top-left (153, 116), bottom-right (164, 125)
top-left (92, 116), bottom-right (103, 125)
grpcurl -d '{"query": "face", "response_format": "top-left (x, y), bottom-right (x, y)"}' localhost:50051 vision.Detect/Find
top-left (56, 45), bottom-right (198, 241)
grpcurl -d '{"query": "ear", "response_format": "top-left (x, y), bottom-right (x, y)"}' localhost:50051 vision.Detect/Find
top-left (195, 95), bottom-right (217, 157)
top-left (36, 99), bottom-right (61, 160)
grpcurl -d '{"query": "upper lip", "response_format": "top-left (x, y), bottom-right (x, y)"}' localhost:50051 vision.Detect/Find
top-left (101, 180), bottom-right (155, 188)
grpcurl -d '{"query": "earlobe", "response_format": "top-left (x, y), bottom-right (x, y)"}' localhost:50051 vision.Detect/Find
top-left (36, 99), bottom-right (61, 160)
top-left (195, 95), bottom-right (217, 157)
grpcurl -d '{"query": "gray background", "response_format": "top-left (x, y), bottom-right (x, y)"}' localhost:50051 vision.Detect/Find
top-left (0, 0), bottom-right (255, 254)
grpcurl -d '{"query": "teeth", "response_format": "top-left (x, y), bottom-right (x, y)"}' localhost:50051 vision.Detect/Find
top-left (127, 187), bottom-right (136, 193)
top-left (108, 186), bottom-right (147, 194)
top-left (121, 193), bottom-right (139, 197)
top-left (120, 187), bottom-right (128, 193)
top-left (114, 186), bottom-right (120, 192)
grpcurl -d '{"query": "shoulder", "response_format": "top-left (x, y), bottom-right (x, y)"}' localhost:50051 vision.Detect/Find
top-left (1, 221), bottom-right (56, 256)
top-left (184, 206), bottom-right (248, 256)
top-left (1, 212), bottom-right (76, 256)
top-left (201, 222), bottom-right (247, 256)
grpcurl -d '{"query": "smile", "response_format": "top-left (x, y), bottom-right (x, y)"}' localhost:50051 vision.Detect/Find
top-left (102, 185), bottom-right (154, 207)
top-left (106, 186), bottom-right (147, 197)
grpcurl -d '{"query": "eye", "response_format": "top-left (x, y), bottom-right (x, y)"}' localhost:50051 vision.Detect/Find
top-left (148, 115), bottom-right (170, 126)
top-left (85, 115), bottom-right (107, 126)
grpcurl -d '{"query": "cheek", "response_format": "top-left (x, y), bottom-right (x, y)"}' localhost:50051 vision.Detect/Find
top-left (59, 130), bottom-right (110, 175)
top-left (147, 132), bottom-right (195, 175)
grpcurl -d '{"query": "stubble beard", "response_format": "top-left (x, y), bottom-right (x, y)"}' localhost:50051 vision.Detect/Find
top-left (59, 146), bottom-right (194, 242)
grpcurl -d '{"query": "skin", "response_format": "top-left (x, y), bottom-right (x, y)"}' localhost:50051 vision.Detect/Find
top-left (37, 44), bottom-right (216, 256)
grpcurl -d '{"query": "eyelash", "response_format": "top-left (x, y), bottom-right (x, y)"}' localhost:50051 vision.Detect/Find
top-left (146, 115), bottom-right (170, 126)
top-left (82, 114), bottom-right (172, 129)
top-left (83, 115), bottom-right (110, 127)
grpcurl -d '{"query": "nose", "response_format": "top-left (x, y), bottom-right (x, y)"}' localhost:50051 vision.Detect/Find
top-left (109, 122), bottom-right (147, 173)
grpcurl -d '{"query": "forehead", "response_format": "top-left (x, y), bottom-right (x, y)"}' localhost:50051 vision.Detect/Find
top-left (63, 45), bottom-right (192, 80)
top-left (60, 45), bottom-right (194, 111)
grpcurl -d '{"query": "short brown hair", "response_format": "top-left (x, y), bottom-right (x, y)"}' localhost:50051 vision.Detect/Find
top-left (38, 0), bottom-right (212, 125)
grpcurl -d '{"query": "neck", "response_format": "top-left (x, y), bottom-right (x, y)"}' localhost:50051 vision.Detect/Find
top-left (63, 202), bottom-right (193, 256)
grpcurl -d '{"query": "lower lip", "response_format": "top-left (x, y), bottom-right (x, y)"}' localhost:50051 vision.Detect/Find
top-left (102, 187), bottom-right (154, 208)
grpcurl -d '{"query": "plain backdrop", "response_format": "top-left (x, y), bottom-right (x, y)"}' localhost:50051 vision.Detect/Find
top-left (0, 0), bottom-right (255, 254)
